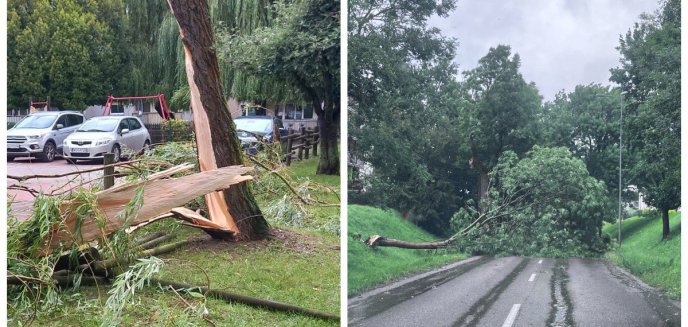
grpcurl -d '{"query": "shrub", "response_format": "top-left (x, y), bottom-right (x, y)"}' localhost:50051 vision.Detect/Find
top-left (163, 119), bottom-right (194, 142)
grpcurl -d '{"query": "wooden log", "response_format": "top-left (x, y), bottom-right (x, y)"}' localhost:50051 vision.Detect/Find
top-left (43, 165), bottom-right (253, 253)
top-left (365, 235), bottom-right (455, 249)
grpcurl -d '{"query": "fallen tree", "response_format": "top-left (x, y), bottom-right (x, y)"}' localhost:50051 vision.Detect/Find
top-left (359, 147), bottom-right (610, 256)
top-left (9, 232), bottom-right (340, 322)
top-left (42, 164), bottom-right (253, 254)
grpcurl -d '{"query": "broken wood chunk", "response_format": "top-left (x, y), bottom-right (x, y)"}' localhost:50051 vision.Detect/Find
top-left (43, 164), bottom-right (253, 253)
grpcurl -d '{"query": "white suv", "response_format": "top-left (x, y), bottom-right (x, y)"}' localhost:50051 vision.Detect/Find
top-left (7, 111), bottom-right (84, 162)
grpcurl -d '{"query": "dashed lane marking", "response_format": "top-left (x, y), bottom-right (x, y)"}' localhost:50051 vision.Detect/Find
top-left (501, 304), bottom-right (521, 327)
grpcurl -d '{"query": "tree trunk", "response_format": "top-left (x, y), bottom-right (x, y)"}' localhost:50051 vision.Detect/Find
top-left (365, 235), bottom-right (455, 249)
top-left (167, 0), bottom-right (269, 240)
top-left (316, 99), bottom-right (339, 175)
top-left (662, 208), bottom-right (670, 240)
top-left (469, 135), bottom-right (489, 202)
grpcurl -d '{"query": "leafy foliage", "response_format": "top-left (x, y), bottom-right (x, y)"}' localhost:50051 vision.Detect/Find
top-left (219, 0), bottom-right (341, 174)
top-left (461, 45), bottom-right (543, 167)
top-left (102, 257), bottom-right (165, 326)
top-left (7, 0), bottom-right (126, 109)
top-left (348, 0), bottom-right (465, 234)
top-left (451, 147), bottom-right (608, 257)
top-left (610, 0), bottom-right (680, 237)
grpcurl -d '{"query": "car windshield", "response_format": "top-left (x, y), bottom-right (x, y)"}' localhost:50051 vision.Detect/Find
top-left (77, 118), bottom-right (119, 132)
top-left (14, 114), bottom-right (58, 129)
top-left (234, 118), bottom-right (272, 134)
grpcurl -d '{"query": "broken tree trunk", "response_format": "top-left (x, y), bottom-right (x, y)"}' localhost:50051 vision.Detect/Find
top-left (44, 164), bottom-right (254, 253)
top-left (167, 0), bottom-right (269, 240)
top-left (365, 235), bottom-right (456, 249)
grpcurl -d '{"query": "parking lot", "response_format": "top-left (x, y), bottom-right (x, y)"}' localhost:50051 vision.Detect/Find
top-left (7, 157), bottom-right (103, 221)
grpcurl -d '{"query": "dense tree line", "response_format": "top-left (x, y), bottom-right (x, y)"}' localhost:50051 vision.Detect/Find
top-left (8, 0), bottom-right (340, 175)
top-left (349, 0), bottom-right (680, 251)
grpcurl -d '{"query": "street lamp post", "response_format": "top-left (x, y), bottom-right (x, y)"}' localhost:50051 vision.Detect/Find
top-left (596, 91), bottom-right (625, 250)
top-left (618, 95), bottom-right (623, 250)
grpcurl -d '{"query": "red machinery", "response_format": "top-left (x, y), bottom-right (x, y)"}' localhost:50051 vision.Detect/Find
top-left (102, 94), bottom-right (173, 120)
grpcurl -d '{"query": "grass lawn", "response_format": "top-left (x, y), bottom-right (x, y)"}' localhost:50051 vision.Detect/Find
top-left (12, 157), bottom-right (340, 327)
top-left (602, 212), bottom-right (681, 299)
top-left (348, 205), bottom-right (466, 296)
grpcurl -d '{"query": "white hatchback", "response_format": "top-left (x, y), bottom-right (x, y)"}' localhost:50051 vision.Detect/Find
top-left (63, 116), bottom-right (151, 163)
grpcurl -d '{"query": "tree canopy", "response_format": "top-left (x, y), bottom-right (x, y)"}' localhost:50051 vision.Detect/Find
top-left (610, 0), bottom-right (680, 238)
top-left (349, 0), bottom-right (679, 251)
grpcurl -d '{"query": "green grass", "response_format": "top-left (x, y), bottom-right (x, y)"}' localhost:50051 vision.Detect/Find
top-left (348, 205), bottom-right (466, 296)
top-left (602, 212), bottom-right (681, 299)
top-left (16, 157), bottom-right (340, 327)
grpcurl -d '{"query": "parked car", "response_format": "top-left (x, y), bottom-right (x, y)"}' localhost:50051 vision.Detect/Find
top-left (63, 116), bottom-right (150, 163)
top-left (7, 111), bottom-right (84, 162)
top-left (234, 116), bottom-right (288, 152)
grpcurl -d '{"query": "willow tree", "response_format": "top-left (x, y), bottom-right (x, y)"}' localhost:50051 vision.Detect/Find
top-left (219, 0), bottom-right (341, 175)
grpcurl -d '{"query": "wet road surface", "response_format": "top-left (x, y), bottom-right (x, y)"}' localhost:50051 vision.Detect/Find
top-left (348, 257), bottom-right (680, 326)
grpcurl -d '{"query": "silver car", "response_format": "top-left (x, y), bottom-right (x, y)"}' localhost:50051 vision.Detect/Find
top-left (63, 116), bottom-right (151, 163)
top-left (7, 111), bottom-right (84, 162)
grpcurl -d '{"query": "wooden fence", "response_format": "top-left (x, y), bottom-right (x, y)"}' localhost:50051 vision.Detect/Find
top-left (281, 127), bottom-right (319, 166)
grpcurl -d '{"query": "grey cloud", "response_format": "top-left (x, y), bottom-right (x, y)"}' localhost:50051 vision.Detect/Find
top-left (430, 0), bottom-right (660, 100)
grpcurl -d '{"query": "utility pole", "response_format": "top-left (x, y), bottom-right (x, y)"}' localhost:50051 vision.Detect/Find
top-left (617, 93), bottom-right (624, 251)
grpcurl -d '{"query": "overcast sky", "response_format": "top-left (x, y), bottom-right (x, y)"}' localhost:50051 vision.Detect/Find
top-left (429, 0), bottom-right (661, 100)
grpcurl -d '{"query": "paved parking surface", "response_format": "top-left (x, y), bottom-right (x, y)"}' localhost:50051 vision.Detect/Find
top-left (7, 157), bottom-right (103, 221)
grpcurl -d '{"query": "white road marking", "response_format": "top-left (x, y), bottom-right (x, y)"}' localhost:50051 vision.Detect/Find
top-left (528, 273), bottom-right (537, 282)
top-left (501, 304), bottom-right (522, 327)
top-left (538, 259), bottom-right (543, 264)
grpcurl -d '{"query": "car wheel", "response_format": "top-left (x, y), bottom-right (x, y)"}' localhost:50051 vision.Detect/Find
top-left (111, 144), bottom-right (121, 163)
top-left (39, 141), bottom-right (56, 162)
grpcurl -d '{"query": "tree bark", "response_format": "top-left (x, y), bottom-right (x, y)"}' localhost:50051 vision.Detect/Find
top-left (365, 235), bottom-right (455, 249)
top-left (662, 208), bottom-right (670, 239)
top-left (469, 135), bottom-right (489, 202)
top-left (316, 99), bottom-right (340, 175)
top-left (167, 0), bottom-right (269, 240)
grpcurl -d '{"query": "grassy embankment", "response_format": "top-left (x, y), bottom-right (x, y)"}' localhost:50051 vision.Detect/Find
top-left (603, 212), bottom-right (681, 299)
top-left (19, 157), bottom-right (340, 327)
top-left (348, 205), bottom-right (466, 296)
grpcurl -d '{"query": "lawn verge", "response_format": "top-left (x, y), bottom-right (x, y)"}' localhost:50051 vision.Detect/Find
top-left (348, 205), bottom-right (466, 296)
top-left (602, 212), bottom-right (680, 299)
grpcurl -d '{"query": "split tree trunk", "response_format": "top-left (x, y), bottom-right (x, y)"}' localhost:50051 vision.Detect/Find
top-left (167, 0), bottom-right (269, 240)
top-left (661, 208), bottom-right (670, 239)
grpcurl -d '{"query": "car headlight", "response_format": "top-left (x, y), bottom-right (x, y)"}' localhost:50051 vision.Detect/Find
top-left (63, 140), bottom-right (69, 146)
top-left (96, 138), bottom-right (114, 146)
top-left (27, 134), bottom-right (44, 139)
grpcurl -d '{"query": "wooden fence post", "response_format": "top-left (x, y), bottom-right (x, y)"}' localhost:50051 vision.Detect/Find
top-left (312, 134), bottom-right (318, 156)
top-left (286, 137), bottom-right (293, 166)
top-left (103, 153), bottom-right (115, 190)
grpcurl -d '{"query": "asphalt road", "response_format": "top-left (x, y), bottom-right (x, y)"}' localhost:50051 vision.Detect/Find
top-left (7, 157), bottom-right (103, 221)
top-left (348, 256), bottom-right (680, 327)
